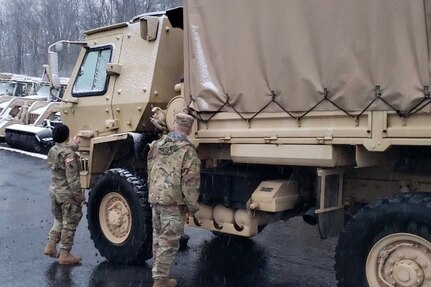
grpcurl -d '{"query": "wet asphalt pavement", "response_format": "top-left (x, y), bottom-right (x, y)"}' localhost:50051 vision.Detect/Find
top-left (0, 148), bottom-right (337, 287)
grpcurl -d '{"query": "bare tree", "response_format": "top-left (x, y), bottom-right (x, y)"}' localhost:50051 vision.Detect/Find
top-left (39, 0), bottom-right (81, 75)
top-left (22, 0), bottom-right (43, 75)
top-left (0, 0), bottom-right (183, 76)
top-left (4, 0), bottom-right (29, 73)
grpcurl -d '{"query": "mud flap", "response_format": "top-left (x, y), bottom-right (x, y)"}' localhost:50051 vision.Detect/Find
top-left (316, 168), bottom-right (346, 239)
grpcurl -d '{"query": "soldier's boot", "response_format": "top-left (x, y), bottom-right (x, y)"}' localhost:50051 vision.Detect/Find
top-left (44, 231), bottom-right (60, 258)
top-left (58, 249), bottom-right (81, 265)
top-left (152, 278), bottom-right (177, 287)
top-left (43, 241), bottom-right (58, 258)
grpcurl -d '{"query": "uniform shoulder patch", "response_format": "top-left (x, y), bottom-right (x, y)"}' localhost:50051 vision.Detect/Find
top-left (65, 156), bottom-right (75, 163)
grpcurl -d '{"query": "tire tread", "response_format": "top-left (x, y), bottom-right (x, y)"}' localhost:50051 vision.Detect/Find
top-left (335, 192), bottom-right (431, 287)
top-left (87, 168), bottom-right (151, 265)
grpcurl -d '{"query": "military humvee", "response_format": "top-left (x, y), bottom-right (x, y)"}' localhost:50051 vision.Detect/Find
top-left (48, 2), bottom-right (431, 286)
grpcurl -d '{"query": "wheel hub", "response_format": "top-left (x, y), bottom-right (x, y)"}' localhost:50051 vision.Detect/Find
top-left (366, 233), bottom-right (431, 287)
top-left (99, 192), bottom-right (132, 244)
top-left (392, 259), bottom-right (424, 286)
top-left (107, 203), bottom-right (125, 227)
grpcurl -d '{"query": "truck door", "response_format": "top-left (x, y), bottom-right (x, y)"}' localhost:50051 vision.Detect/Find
top-left (63, 34), bottom-right (123, 137)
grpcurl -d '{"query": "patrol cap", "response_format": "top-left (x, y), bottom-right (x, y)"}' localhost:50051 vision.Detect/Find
top-left (52, 124), bottom-right (70, 143)
top-left (174, 113), bottom-right (194, 129)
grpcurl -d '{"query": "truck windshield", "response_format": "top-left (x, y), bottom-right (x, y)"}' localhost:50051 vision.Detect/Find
top-left (0, 82), bottom-right (16, 96)
top-left (72, 46), bottom-right (112, 96)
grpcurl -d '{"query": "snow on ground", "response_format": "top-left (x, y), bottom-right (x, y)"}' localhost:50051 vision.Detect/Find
top-left (0, 145), bottom-right (47, 160)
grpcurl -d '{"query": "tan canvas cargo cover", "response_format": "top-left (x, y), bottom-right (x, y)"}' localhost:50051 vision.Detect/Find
top-left (184, 0), bottom-right (431, 113)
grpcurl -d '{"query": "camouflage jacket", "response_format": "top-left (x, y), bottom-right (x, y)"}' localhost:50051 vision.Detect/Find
top-left (147, 132), bottom-right (201, 214)
top-left (47, 142), bottom-right (82, 203)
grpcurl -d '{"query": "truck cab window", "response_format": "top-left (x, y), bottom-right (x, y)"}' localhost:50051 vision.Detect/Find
top-left (72, 46), bottom-right (112, 96)
top-left (0, 82), bottom-right (16, 96)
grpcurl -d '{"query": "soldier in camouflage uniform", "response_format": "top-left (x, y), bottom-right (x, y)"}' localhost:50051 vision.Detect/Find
top-left (43, 124), bottom-right (85, 265)
top-left (148, 113), bottom-right (201, 287)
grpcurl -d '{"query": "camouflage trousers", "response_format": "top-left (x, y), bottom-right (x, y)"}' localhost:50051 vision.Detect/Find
top-left (152, 204), bottom-right (187, 279)
top-left (48, 195), bottom-right (82, 251)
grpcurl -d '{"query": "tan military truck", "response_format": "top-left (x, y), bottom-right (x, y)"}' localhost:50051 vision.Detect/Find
top-left (4, 76), bottom-right (69, 154)
top-left (4, 100), bottom-right (62, 154)
top-left (0, 73), bottom-right (14, 97)
top-left (48, 1), bottom-right (431, 286)
top-left (4, 74), bottom-right (39, 97)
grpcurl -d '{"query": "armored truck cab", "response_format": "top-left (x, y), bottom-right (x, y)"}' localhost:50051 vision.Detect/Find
top-left (49, 2), bottom-right (431, 287)
top-left (49, 11), bottom-right (183, 264)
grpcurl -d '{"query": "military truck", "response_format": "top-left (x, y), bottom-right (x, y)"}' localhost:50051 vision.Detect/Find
top-left (4, 77), bottom-right (69, 154)
top-left (0, 97), bottom-right (39, 133)
top-left (3, 74), bottom-right (39, 98)
top-left (4, 101), bottom-right (62, 154)
top-left (48, 1), bottom-right (431, 286)
top-left (0, 73), bottom-right (14, 96)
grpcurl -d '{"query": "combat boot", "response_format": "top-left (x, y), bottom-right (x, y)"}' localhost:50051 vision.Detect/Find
top-left (58, 249), bottom-right (81, 265)
top-left (152, 278), bottom-right (177, 287)
top-left (43, 240), bottom-right (58, 258)
top-left (44, 231), bottom-right (60, 258)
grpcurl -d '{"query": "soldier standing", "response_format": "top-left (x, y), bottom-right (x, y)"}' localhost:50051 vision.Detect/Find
top-left (43, 124), bottom-right (85, 265)
top-left (148, 113), bottom-right (201, 287)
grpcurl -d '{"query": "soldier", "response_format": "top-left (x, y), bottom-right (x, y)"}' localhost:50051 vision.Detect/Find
top-left (148, 113), bottom-right (201, 287)
top-left (43, 124), bottom-right (85, 265)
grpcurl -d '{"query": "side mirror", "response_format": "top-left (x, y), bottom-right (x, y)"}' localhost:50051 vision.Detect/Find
top-left (47, 40), bottom-right (87, 90)
top-left (140, 17), bottom-right (159, 41)
top-left (48, 51), bottom-right (61, 90)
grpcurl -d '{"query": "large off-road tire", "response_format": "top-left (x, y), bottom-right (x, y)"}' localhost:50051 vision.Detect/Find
top-left (87, 168), bottom-right (152, 265)
top-left (335, 192), bottom-right (431, 287)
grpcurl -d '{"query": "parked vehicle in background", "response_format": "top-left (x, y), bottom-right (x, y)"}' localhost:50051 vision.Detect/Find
top-left (0, 73), bottom-right (15, 97)
top-left (0, 71), bottom-right (68, 153)
top-left (4, 100), bottom-right (62, 154)
top-left (7, 74), bottom-right (39, 97)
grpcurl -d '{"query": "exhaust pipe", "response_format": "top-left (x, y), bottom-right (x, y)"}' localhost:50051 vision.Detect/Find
top-left (303, 207), bottom-right (318, 225)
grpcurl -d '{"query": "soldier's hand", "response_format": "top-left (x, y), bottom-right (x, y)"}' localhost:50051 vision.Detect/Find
top-left (72, 135), bottom-right (81, 145)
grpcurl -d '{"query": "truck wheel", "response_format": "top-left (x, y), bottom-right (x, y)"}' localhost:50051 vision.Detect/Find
top-left (87, 168), bottom-right (152, 265)
top-left (335, 192), bottom-right (431, 287)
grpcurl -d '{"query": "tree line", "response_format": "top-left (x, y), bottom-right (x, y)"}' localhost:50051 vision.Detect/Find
top-left (0, 0), bottom-right (182, 77)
